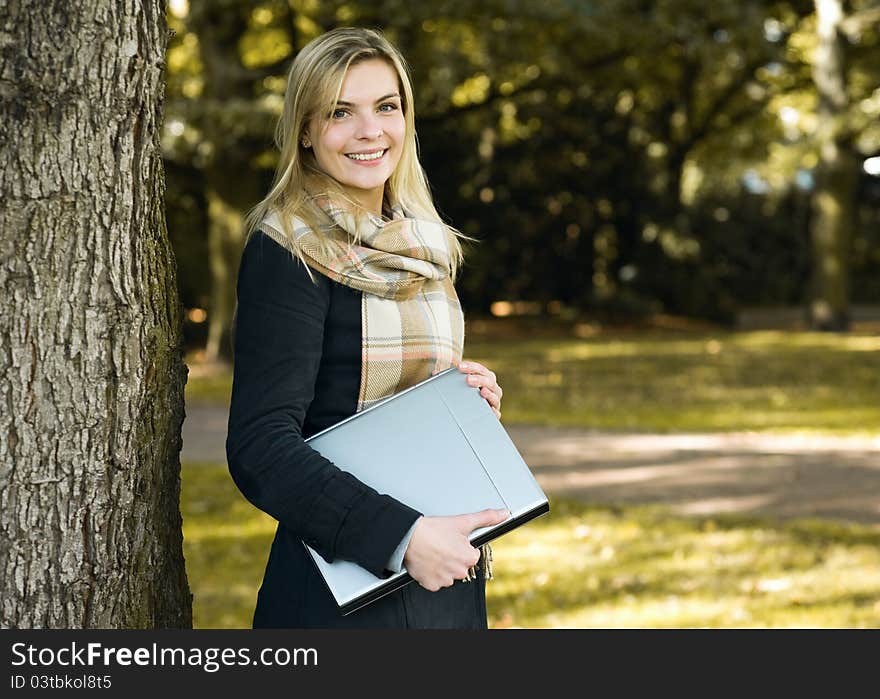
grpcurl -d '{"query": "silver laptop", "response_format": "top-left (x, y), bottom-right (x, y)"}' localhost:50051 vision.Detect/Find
top-left (304, 367), bottom-right (549, 615)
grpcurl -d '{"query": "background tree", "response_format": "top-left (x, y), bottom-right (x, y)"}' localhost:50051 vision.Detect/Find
top-left (164, 0), bottom-right (880, 342)
top-left (165, 0), bottom-right (292, 362)
top-left (0, 0), bottom-right (191, 627)
top-left (808, 0), bottom-right (880, 329)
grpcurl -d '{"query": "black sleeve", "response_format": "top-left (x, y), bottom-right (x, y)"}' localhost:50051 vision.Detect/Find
top-left (225, 231), bottom-right (421, 578)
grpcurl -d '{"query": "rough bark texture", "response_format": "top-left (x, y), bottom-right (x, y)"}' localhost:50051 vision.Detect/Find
top-left (0, 0), bottom-right (192, 627)
top-left (809, 0), bottom-right (856, 331)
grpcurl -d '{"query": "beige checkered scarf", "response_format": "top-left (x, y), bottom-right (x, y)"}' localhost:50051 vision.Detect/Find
top-left (260, 194), bottom-right (464, 411)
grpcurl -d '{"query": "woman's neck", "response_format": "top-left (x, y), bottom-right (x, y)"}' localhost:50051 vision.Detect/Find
top-left (347, 188), bottom-right (384, 218)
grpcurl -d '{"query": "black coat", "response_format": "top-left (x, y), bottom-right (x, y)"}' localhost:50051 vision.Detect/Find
top-left (226, 231), bottom-right (488, 628)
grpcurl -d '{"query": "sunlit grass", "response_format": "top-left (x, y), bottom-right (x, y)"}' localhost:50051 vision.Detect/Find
top-left (464, 329), bottom-right (880, 434)
top-left (181, 461), bottom-right (276, 629)
top-left (488, 498), bottom-right (880, 628)
top-left (184, 361), bottom-right (234, 405)
top-left (182, 463), bottom-right (880, 629)
top-left (185, 329), bottom-right (880, 434)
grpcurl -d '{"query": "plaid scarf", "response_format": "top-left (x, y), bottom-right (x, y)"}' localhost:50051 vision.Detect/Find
top-left (260, 195), bottom-right (464, 411)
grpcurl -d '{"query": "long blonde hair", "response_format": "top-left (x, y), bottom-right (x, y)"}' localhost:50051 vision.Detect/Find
top-left (245, 27), bottom-right (466, 278)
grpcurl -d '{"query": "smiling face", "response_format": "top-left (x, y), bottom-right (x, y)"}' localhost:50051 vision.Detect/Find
top-left (306, 58), bottom-right (406, 215)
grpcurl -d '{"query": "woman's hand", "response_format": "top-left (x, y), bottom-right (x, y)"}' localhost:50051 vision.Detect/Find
top-left (458, 360), bottom-right (503, 420)
top-left (403, 509), bottom-right (509, 592)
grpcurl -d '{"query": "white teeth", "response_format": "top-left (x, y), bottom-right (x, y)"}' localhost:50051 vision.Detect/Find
top-left (346, 150), bottom-right (385, 161)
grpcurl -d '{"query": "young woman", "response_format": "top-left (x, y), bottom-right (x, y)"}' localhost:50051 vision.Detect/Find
top-left (226, 27), bottom-right (506, 629)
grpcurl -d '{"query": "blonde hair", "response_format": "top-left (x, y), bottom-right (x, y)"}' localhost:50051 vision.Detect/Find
top-left (245, 27), bottom-right (467, 278)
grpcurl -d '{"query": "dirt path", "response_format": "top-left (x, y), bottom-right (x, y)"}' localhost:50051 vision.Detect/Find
top-left (183, 405), bottom-right (880, 527)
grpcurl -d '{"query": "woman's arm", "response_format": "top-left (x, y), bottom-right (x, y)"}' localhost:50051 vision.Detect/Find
top-left (225, 232), bottom-right (420, 578)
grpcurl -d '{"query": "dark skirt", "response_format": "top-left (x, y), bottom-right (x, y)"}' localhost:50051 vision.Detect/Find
top-left (252, 523), bottom-right (488, 629)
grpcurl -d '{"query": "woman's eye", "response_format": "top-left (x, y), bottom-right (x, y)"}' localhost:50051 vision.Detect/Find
top-left (332, 108), bottom-right (349, 119)
top-left (379, 102), bottom-right (399, 112)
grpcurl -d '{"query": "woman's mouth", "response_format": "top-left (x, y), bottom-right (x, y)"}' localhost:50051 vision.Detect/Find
top-left (345, 149), bottom-right (387, 163)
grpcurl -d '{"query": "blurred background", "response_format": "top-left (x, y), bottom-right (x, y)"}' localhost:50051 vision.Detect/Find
top-left (167, 0), bottom-right (880, 628)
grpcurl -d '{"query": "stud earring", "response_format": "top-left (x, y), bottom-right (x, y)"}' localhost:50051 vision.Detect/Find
top-left (301, 137), bottom-right (311, 148)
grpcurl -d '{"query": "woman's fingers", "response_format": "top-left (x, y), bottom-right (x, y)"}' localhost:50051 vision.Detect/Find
top-left (479, 386), bottom-right (501, 409)
top-left (459, 360), bottom-right (503, 419)
top-left (404, 515), bottom-right (490, 591)
top-left (458, 361), bottom-right (495, 383)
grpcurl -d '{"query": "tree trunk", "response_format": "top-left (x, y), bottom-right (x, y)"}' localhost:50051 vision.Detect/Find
top-left (809, 0), bottom-right (856, 331)
top-left (188, 5), bottom-right (267, 363)
top-left (204, 183), bottom-right (245, 363)
top-left (0, 0), bottom-right (192, 627)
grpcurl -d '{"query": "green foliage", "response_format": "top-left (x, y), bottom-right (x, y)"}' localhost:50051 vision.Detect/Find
top-left (164, 0), bottom-right (880, 324)
top-left (180, 466), bottom-right (880, 628)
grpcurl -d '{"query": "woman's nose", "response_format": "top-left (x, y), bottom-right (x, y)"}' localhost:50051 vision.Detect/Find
top-left (355, 114), bottom-right (384, 140)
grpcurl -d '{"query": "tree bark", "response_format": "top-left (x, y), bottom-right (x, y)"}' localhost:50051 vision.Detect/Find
top-left (809, 0), bottom-right (857, 331)
top-left (0, 0), bottom-right (192, 627)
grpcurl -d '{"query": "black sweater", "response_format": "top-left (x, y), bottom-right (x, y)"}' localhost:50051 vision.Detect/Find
top-left (226, 231), bottom-right (486, 628)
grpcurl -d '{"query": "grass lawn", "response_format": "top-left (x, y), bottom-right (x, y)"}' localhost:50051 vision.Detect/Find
top-left (187, 328), bottom-right (880, 434)
top-left (182, 463), bottom-right (880, 629)
top-left (464, 329), bottom-right (880, 434)
top-left (182, 323), bottom-right (879, 627)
